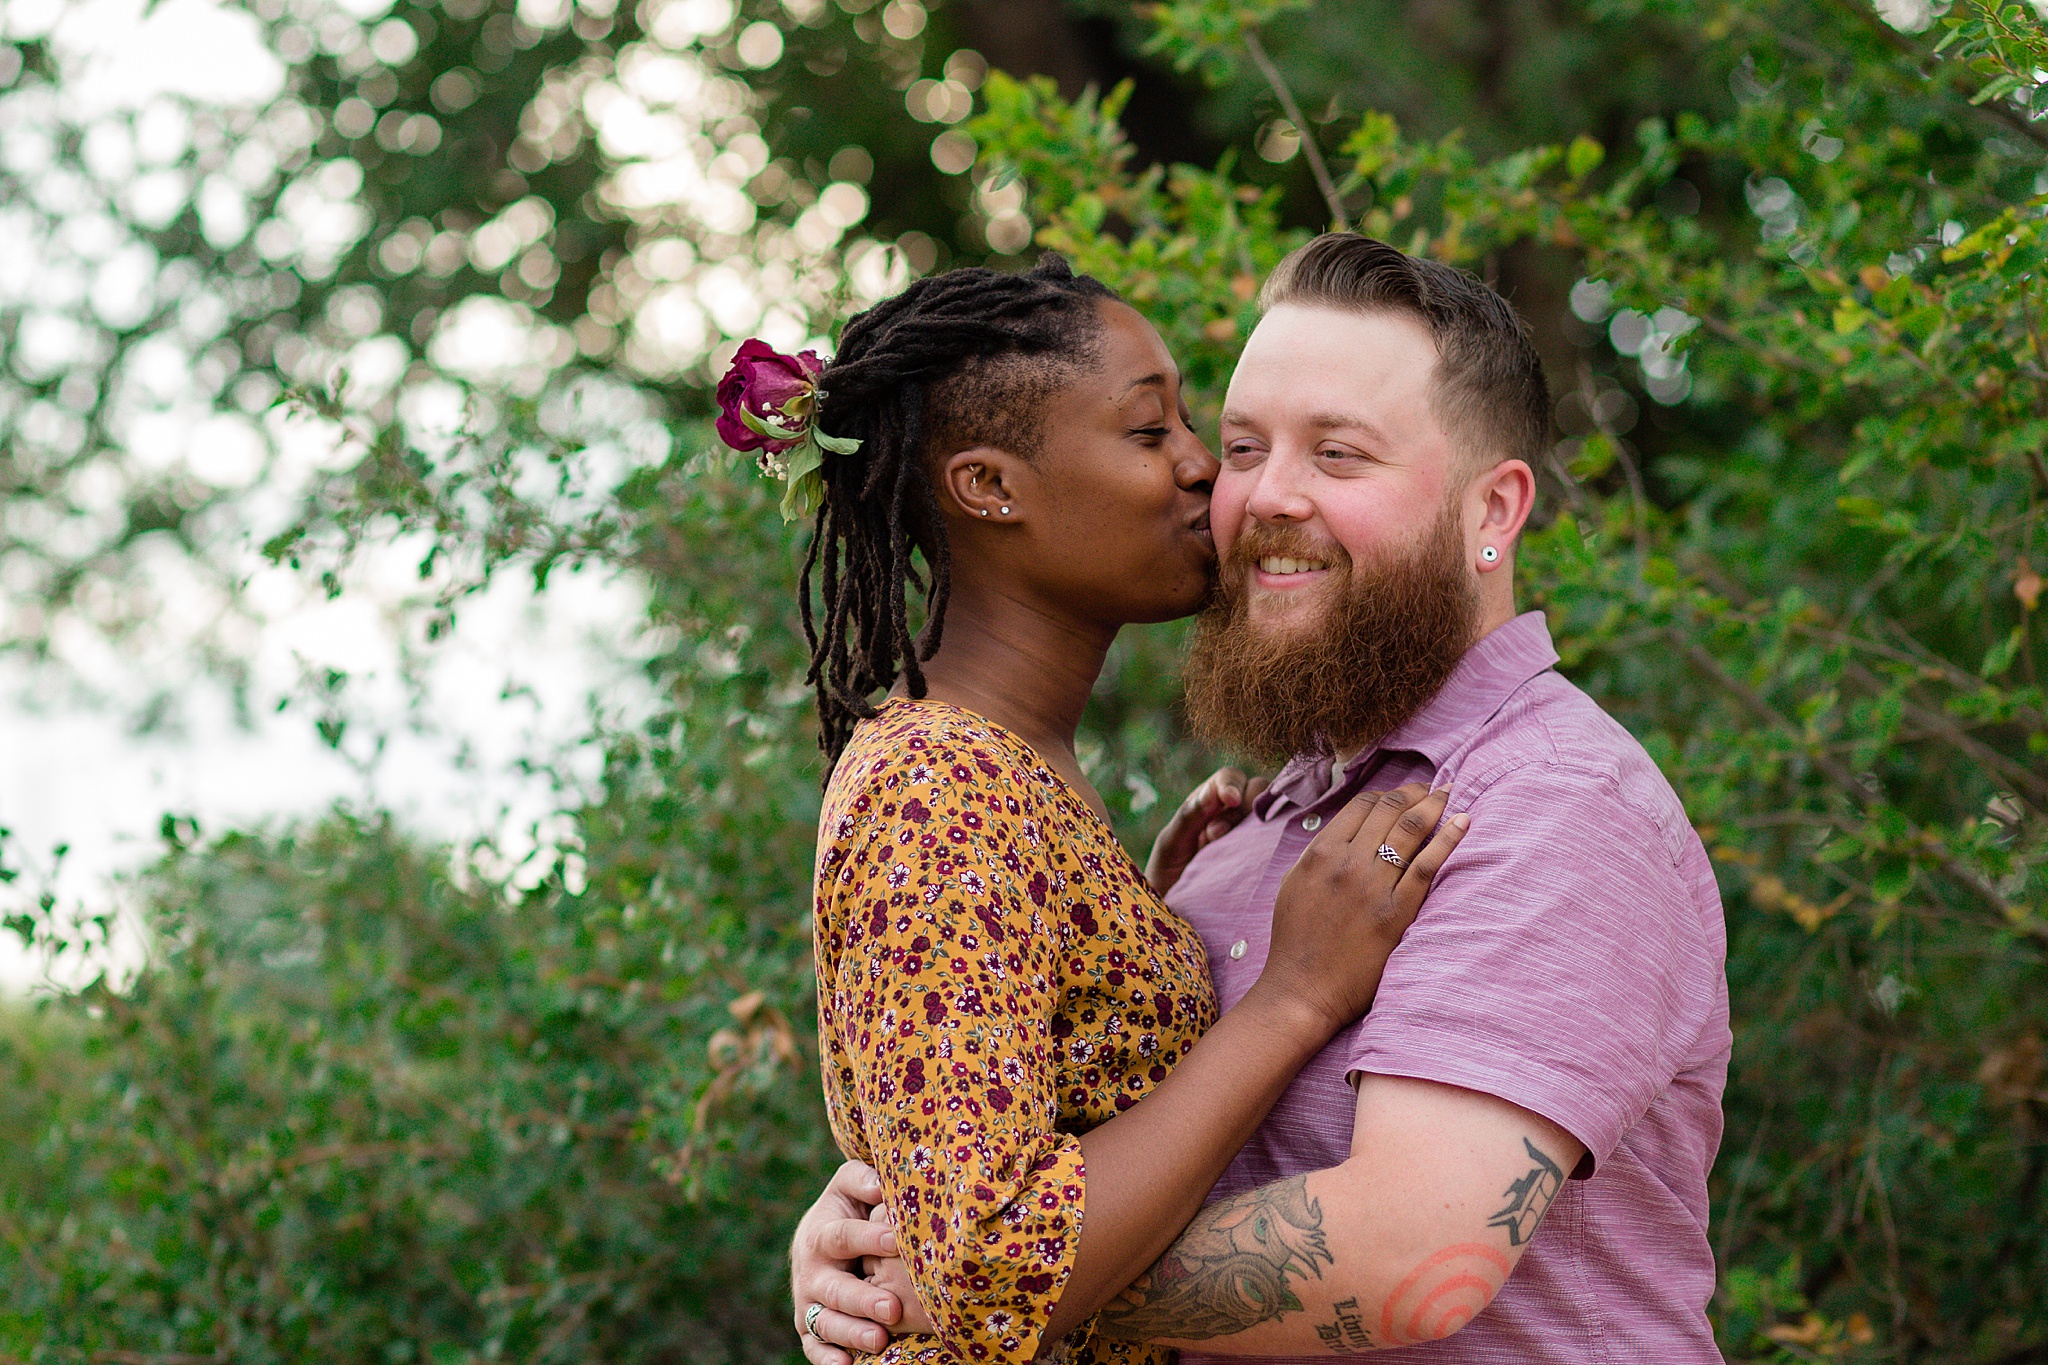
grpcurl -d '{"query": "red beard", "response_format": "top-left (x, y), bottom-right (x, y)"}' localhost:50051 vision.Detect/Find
top-left (1183, 501), bottom-right (1479, 766)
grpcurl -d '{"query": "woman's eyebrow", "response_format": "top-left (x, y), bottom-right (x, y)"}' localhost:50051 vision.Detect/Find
top-left (1117, 371), bottom-right (1172, 398)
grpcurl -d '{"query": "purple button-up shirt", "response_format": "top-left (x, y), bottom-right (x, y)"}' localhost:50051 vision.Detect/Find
top-left (1167, 611), bottom-right (1731, 1364)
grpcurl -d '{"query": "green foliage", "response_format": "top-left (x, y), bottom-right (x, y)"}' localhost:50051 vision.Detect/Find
top-left (2, 462), bottom-right (838, 1362)
top-left (3, 0), bottom-right (2046, 1361)
top-left (1138, 0), bottom-right (1314, 84)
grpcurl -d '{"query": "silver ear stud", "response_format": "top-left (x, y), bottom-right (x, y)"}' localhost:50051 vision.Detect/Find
top-left (1481, 545), bottom-right (1500, 563)
top-left (979, 508), bottom-right (989, 516)
top-left (1000, 506), bottom-right (1010, 515)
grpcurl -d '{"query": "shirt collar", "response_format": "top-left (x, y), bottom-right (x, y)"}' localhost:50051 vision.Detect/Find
top-left (1256, 611), bottom-right (1561, 814)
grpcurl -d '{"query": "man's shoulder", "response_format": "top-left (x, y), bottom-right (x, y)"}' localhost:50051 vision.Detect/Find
top-left (1454, 670), bottom-right (1700, 868)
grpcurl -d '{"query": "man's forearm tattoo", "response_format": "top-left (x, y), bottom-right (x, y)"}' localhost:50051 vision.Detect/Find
top-left (1314, 1296), bottom-right (1374, 1354)
top-left (1095, 1175), bottom-right (1333, 1341)
top-left (1485, 1138), bottom-right (1563, 1246)
top-left (1097, 1135), bottom-right (1564, 1349)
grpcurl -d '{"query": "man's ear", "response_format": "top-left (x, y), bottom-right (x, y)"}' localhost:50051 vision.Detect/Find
top-left (938, 447), bottom-right (1031, 524)
top-left (1471, 459), bottom-right (1536, 571)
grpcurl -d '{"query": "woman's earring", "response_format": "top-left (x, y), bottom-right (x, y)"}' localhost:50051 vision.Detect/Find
top-left (1480, 545), bottom-right (1500, 564)
top-left (979, 508), bottom-right (989, 516)
top-left (1000, 506), bottom-right (1010, 515)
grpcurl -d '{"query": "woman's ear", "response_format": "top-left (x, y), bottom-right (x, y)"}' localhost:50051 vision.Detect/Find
top-left (939, 448), bottom-right (1029, 524)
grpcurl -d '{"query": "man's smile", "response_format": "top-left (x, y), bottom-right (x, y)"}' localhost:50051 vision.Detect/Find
top-left (1254, 555), bottom-right (1334, 589)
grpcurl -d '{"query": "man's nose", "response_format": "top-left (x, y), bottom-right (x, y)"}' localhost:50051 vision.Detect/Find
top-left (1241, 448), bottom-right (1316, 524)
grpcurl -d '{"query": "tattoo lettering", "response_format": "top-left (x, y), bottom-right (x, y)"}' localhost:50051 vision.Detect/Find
top-left (1095, 1175), bottom-right (1333, 1341)
top-left (1379, 1243), bottom-right (1510, 1345)
top-left (1485, 1138), bottom-right (1563, 1246)
top-left (1314, 1296), bottom-right (1374, 1354)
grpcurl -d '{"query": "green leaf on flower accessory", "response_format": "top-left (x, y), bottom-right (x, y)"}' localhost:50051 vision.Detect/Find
top-left (778, 435), bottom-right (826, 522)
top-left (814, 429), bottom-right (862, 455)
top-left (739, 407), bottom-right (802, 442)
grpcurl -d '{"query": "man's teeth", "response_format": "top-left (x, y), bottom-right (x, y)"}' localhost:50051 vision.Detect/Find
top-left (1258, 556), bottom-right (1327, 575)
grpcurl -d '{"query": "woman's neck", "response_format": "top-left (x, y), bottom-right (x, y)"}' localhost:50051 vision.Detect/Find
top-left (892, 578), bottom-right (1116, 813)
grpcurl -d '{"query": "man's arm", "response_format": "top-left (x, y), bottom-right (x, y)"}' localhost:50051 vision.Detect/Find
top-left (1094, 1074), bottom-right (1586, 1353)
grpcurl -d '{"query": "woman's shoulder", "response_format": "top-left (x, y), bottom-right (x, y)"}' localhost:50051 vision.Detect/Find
top-left (821, 701), bottom-right (1062, 841)
top-left (832, 699), bottom-right (1042, 793)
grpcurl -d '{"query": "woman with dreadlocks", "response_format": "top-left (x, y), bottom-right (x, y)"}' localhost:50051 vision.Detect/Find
top-left (715, 256), bottom-right (1466, 1365)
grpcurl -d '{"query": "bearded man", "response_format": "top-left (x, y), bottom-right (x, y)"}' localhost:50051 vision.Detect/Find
top-left (791, 233), bottom-right (1731, 1362)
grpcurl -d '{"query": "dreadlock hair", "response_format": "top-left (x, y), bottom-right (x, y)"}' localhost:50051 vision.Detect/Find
top-left (802, 253), bottom-right (1116, 767)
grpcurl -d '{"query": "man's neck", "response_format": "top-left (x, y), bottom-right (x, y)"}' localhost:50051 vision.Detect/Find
top-left (1323, 598), bottom-right (1519, 785)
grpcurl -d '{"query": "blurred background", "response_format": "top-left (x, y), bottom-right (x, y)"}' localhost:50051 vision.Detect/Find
top-left (0, 0), bottom-right (2043, 1360)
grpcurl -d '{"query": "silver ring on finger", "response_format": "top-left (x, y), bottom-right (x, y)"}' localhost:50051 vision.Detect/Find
top-left (805, 1302), bottom-right (825, 1337)
top-left (1376, 843), bottom-right (1408, 869)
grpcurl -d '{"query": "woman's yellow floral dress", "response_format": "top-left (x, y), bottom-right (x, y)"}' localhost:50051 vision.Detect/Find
top-left (815, 699), bottom-right (1219, 1365)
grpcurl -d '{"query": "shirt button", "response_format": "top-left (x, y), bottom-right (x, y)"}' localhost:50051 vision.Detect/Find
top-left (1301, 813), bottom-right (1322, 832)
top-left (1229, 940), bottom-right (1248, 960)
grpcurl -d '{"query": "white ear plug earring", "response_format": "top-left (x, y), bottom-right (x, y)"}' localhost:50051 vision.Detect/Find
top-left (1481, 546), bottom-right (1500, 564)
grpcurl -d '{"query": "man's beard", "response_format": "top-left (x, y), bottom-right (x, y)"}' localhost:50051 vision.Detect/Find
top-left (1182, 502), bottom-right (1479, 767)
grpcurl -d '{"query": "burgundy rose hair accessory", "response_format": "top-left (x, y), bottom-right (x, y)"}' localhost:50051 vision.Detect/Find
top-left (714, 339), bottom-right (860, 521)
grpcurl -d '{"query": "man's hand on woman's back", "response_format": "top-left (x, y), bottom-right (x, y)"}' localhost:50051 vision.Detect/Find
top-left (791, 1161), bottom-right (907, 1365)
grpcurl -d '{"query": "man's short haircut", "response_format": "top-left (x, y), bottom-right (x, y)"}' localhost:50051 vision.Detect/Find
top-left (1259, 233), bottom-right (1551, 474)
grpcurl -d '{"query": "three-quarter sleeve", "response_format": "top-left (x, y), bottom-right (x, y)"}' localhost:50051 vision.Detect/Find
top-left (819, 743), bottom-right (1090, 1365)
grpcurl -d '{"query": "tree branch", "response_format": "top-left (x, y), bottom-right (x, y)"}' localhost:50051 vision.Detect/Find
top-left (1805, 0), bottom-right (2048, 150)
top-left (1674, 633), bottom-right (2032, 931)
top-left (1242, 31), bottom-right (1349, 233)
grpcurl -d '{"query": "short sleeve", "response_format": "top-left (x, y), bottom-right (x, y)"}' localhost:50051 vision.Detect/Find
top-left (819, 733), bottom-right (1088, 1365)
top-left (1343, 764), bottom-right (1721, 1170)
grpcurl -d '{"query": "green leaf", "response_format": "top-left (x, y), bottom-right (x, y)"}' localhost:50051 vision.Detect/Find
top-left (1980, 626), bottom-right (2025, 678)
top-left (1571, 432), bottom-right (1617, 480)
top-left (778, 437), bottom-right (826, 523)
top-left (739, 407), bottom-right (801, 441)
top-left (1970, 73), bottom-right (2023, 105)
top-left (1567, 134), bottom-right (1605, 180)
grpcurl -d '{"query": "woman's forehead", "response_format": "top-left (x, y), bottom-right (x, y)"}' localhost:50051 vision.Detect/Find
top-left (1085, 301), bottom-right (1180, 398)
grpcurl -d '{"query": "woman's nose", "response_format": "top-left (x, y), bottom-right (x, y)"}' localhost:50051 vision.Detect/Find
top-left (1175, 433), bottom-right (1220, 491)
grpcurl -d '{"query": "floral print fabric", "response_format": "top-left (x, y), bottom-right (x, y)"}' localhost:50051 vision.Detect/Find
top-left (815, 699), bottom-right (1219, 1365)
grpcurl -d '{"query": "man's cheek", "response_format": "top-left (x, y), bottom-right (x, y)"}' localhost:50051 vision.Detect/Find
top-left (1210, 469), bottom-right (1256, 551)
